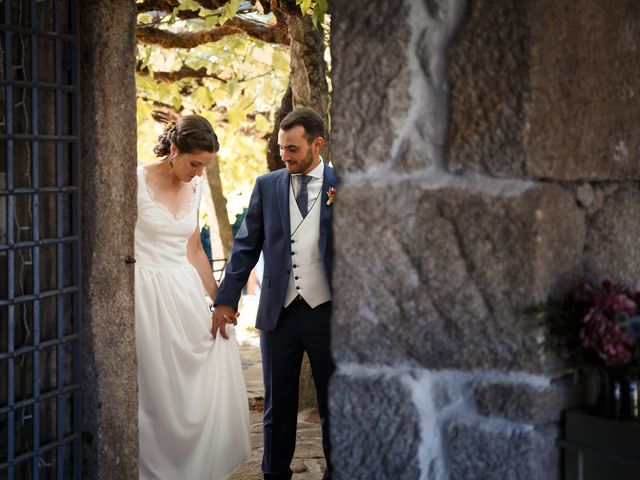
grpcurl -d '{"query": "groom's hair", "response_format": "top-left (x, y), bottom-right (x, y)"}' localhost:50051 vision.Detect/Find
top-left (280, 108), bottom-right (324, 144)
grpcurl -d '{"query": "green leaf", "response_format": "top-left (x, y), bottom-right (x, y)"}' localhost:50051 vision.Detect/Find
top-left (272, 50), bottom-right (290, 73)
top-left (254, 113), bottom-right (271, 133)
top-left (312, 0), bottom-right (328, 29)
top-left (219, 0), bottom-right (241, 25)
top-left (227, 104), bottom-right (246, 128)
top-left (226, 79), bottom-right (238, 96)
top-left (137, 13), bottom-right (154, 24)
top-left (204, 14), bottom-right (220, 28)
top-left (299, 0), bottom-right (313, 14)
top-left (177, 0), bottom-right (200, 11)
top-left (136, 98), bottom-right (153, 123)
top-left (171, 94), bottom-right (183, 111)
top-left (194, 86), bottom-right (214, 109)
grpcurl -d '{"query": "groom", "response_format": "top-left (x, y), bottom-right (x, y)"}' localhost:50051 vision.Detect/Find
top-left (212, 107), bottom-right (336, 480)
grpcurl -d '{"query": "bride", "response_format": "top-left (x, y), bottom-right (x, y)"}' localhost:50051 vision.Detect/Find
top-left (135, 115), bottom-right (250, 479)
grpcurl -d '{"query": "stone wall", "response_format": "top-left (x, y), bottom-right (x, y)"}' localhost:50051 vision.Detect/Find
top-left (79, 1), bottom-right (139, 478)
top-left (330, 0), bottom-right (640, 478)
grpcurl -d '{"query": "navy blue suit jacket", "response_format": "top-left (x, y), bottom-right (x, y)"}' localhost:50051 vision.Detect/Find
top-left (215, 163), bottom-right (336, 332)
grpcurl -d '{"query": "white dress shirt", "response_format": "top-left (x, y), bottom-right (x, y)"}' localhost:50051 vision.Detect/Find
top-left (290, 159), bottom-right (324, 217)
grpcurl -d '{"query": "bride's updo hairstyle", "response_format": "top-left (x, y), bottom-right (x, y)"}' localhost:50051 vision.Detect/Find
top-left (153, 115), bottom-right (220, 157)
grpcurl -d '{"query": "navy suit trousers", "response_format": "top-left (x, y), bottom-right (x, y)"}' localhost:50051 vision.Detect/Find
top-left (260, 299), bottom-right (334, 480)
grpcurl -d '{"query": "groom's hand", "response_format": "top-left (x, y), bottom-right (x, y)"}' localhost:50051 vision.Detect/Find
top-left (211, 304), bottom-right (237, 340)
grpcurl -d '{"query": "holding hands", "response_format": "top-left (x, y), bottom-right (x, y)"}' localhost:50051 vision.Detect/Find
top-left (211, 304), bottom-right (238, 340)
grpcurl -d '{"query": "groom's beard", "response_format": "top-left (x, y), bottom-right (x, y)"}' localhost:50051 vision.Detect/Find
top-left (302, 148), bottom-right (314, 173)
top-left (298, 146), bottom-right (319, 174)
top-left (285, 147), bottom-right (314, 174)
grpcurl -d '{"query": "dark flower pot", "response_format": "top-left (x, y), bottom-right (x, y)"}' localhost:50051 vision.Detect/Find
top-left (596, 367), bottom-right (639, 421)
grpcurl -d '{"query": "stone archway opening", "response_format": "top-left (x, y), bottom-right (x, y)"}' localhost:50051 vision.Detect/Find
top-left (133, 3), bottom-right (332, 477)
top-left (79, 1), bottom-right (332, 477)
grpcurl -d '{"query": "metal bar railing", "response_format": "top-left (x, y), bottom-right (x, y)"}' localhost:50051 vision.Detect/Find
top-left (0, 235), bottom-right (79, 251)
top-left (0, 24), bottom-right (76, 42)
top-left (4, 1), bottom-right (16, 477)
top-left (30, 2), bottom-right (42, 476)
top-left (0, 286), bottom-right (80, 307)
top-left (0, 334), bottom-right (80, 361)
top-left (1, 1), bottom-right (81, 475)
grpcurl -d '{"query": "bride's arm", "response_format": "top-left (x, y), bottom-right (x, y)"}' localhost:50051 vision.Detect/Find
top-left (186, 219), bottom-right (218, 300)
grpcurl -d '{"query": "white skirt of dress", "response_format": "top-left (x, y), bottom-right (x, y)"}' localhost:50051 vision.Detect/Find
top-left (135, 263), bottom-right (250, 480)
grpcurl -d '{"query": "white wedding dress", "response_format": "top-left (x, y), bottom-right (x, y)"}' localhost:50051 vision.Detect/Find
top-left (135, 166), bottom-right (250, 479)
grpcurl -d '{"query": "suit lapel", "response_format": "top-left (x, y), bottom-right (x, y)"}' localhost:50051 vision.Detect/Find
top-left (276, 168), bottom-right (291, 236)
top-left (319, 163), bottom-right (336, 256)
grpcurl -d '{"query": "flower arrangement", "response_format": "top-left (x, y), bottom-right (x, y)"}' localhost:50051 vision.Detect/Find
top-left (326, 186), bottom-right (336, 206)
top-left (540, 279), bottom-right (640, 369)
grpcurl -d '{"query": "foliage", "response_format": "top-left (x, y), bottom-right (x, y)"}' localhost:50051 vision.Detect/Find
top-left (295, 0), bottom-right (329, 29)
top-left (536, 279), bottom-right (640, 369)
top-left (136, 2), bottom-right (291, 221)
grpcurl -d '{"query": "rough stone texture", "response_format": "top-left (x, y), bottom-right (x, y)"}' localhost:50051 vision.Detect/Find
top-left (331, 183), bottom-right (584, 371)
top-left (473, 377), bottom-right (578, 424)
top-left (445, 422), bottom-right (559, 480)
top-left (330, 0), bottom-right (640, 478)
top-left (446, 0), bottom-right (530, 177)
top-left (447, 0), bottom-right (640, 180)
top-left (330, 0), bottom-right (412, 173)
top-left (527, 0), bottom-right (640, 180)
top-left (79, 1), bottom-right (138, 478)
top-left (584, 183), bottom-right (640, 285)
top-left (330, 373), bottom-right (420, 480)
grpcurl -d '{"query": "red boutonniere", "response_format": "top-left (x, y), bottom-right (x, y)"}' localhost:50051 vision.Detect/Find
top-left (326, 186), bottom-right (336, 206)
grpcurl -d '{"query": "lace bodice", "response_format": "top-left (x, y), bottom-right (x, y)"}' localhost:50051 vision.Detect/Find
top-left (135, 166), bottom-right (202, 268)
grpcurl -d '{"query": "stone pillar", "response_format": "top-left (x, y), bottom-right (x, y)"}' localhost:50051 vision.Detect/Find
top-left (79, 1), bottom-right (138, 478)
top-left (330, 0), bottom-right (640, 479)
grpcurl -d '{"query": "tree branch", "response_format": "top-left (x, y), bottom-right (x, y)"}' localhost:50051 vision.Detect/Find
top-left (137, 0), bottom-right (273, 21)
top-left (136, 0), bottom-right (227, 15)
top-left (270, 0), bottom-right (301, 16)
top-left (138, 95), bottom-right (182, 122)
top-left (137, 63), bottom-right (228, 83)
top-left (136, 17), bottom-right (289, 48)
top-left (140, 96), bottom-right (271, 140)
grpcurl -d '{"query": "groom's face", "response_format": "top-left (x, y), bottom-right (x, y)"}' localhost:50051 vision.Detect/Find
top-left (278, 125), bottom-right (321, 175)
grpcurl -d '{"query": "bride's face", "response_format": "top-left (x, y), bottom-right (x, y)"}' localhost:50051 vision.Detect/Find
top-left (170, 145), bottom-right (214, 182)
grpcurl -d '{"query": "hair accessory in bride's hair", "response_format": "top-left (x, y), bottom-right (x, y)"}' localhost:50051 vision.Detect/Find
top-left (164, 121), bottom-right (176, 133)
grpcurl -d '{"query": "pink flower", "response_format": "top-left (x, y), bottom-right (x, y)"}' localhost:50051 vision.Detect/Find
top-left (580, 314), bottom-right (635, 366)
top-left (545, 277), bottom-right (640, 369)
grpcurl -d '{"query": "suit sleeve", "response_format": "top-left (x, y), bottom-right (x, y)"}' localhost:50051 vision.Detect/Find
top-left (214, 177), bottom-right (265, 310)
